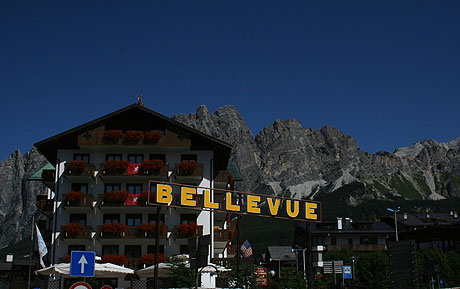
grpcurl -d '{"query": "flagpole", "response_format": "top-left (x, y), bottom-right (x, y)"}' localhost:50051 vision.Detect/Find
top-left (27, 215), bottom-right (35, 289)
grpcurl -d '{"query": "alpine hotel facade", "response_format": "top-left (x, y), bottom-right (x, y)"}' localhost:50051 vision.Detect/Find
top-left (34, 104), bottom-right (236, 288)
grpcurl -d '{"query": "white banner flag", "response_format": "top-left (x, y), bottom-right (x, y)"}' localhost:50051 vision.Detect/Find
top-left (35, 224), bottom-right (48, 268)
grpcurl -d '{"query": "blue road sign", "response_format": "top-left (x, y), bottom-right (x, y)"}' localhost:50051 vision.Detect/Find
top-left (343, 265), bottom-right (352, 279)
top-left (70, 251), bottom-right (96, 277)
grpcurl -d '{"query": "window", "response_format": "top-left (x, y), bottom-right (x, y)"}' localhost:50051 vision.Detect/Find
top-left (127, 184), bottom-right (142, 194)
top-left (105, 184), bottom-right (121, 192)
top-left (147, 245), bottom-right (165, 254)
top-left (74, 154), bottom-right (90, 162)
top-left (128, 154), bottom-right (143, 163)
top-left (71, 183), bottom-right (88, 194)
top-left (125, 245), bottom-right (141, 258)
top-left (69, 214), bottom-right (86, 225)
top-left (181, 154), bottom-right (197, 161)
top-left (148, 214), bottom-right (165, 223)
top-left (126, 214), bottom-right (142, 226)
top-left (68, 245), bottom-right (85, 254)
top-left (150, 154), bottom-right (166, 161)
top-left (106, 154), bottom-right (122, 161)
top-left (180, 214), bottom-right (197, 224)
top-left (102, 245), bottom-right (119, 255)
top-left (103, 214), bottom-right (120, 223)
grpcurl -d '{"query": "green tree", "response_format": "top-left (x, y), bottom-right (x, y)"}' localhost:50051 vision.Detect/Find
top-left (355, 251), bottom-right (390, 289)
top-left (228, 262), bottom-right (258, 288)
top-left (165, 256), bottom-right (196, 288)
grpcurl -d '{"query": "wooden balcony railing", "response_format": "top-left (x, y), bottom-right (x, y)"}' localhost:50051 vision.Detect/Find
top-left (174, 164), bottom-right (204, 177)
top-left (99, 163), bottom-right (169, 178)
top-left (214, 229), bottom-right (233, 242)
top-left (326, 244), bottom-right (388, 252)
top-left (62, 194), bottom-right (94, 208)
top-left (172, 225), bottom-right (203, 239)
top-left (214, 170), bottom-right (231, 188)
top-left (64, 163), bottom-right (96, 178)
top-left (60, 226), bottom-right (93, 240)
top-left (96, 226), bottom-right (167, 239)
top-left (36, 198), bottom-right (53, 213)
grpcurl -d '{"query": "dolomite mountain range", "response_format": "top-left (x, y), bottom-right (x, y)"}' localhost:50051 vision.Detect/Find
top-left (1, 105), bottom-right (459, 246)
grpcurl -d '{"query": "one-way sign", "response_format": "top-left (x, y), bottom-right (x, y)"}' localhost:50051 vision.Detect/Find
top-left (70, 251), bottom-right (96, 277)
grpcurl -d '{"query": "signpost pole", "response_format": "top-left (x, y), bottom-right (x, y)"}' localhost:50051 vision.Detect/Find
top-left (153, 206), bottom-right (161, 289)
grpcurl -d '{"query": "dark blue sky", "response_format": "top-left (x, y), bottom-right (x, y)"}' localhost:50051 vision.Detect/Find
top-left (1, 1), bottom-right (459, 160)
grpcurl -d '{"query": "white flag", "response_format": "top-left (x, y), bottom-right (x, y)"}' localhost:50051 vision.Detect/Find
top-left (35, 224), bottom-right (48, 268)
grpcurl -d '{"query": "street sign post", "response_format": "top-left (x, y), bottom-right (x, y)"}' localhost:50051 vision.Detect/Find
top-left (343, 266), bottom-right (352, 279)
top-left (70, 251), bottom-right (96, 277)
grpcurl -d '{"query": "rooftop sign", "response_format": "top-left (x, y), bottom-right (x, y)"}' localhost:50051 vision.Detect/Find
top-left (148, 181), bottom-right (321, 222)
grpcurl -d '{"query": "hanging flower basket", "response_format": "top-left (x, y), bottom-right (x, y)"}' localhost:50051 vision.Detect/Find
top-left (104, 160), bottom-right (129, 175)
top-left (124, 130), bottom-right (144, 143)
top-left (178, 222), bottom-right (198, 238)
top-left (103, 130), bottom-right (123, 143)
top-left (66, 160), bottom-right (87, 175)
top-left (139, 160), bottom-right (165, 175)
top-left (141, 253), bottom-right (166, 266)
top-left (144, 130), bottom-right (163, 143)
top-left (64, 190), bottom-right (85, 206)
top-left (102, 254), bottom-right (127, 265)
top-left (179, 160), bottom-right (198, 175)
top-left (65, 222), bottom-right (83, 235)
top-left (104, 190), bottom-right (129, 206)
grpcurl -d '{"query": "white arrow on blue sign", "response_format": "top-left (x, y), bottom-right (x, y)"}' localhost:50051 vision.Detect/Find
top-left (70, 251), bottom-right (96, 277)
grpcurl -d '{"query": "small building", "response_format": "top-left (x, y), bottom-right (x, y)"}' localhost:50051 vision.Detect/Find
top-left (263, 246), bottom-right (296, 277)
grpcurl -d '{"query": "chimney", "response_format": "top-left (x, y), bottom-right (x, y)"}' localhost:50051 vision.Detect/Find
top-left (337, 217), bottom-right (343, 230)
top-left (450, 211), bottom-right (454, 216)
top-left (403, 213), bottom-right (408, 220)
top-left (454, 212), bottom-right (458, 219)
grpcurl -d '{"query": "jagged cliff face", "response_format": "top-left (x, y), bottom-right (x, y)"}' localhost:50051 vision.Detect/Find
top-left (0, 105), bottom-right (459, 244)
top-left (173, 105), bottom-right (460, 203)
top-left (0, 148), bottom-right (48, 246)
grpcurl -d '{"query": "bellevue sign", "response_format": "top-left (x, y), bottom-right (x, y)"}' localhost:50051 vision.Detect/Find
top-left (148, 181), bottom-right (321, 222)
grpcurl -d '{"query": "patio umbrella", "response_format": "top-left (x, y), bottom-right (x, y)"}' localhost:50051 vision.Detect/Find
top-left (35, 263), bottom-right (135, 278)
top-left (136, 261), bottom-right (230, 278)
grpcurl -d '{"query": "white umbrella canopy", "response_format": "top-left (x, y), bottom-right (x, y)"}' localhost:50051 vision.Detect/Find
top-left (35, 263), bottom-right (134, 278)
top-left (136, 261), bottom-right (230, 278)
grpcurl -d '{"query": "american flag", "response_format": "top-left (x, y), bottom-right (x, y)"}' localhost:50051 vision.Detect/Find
top-left (241, 240), bottom-right (253, 258)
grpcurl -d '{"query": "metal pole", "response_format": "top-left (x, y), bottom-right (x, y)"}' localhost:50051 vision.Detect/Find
top-left (278, 260), bottom-right (281, 278)
top-left (302, 249), bottom-right (307, 287)
top-left (394, 210), bottom-right (399, 242)
top-left (27, 215), bottom-right (35, 289)
top-left (51, 160), bottom-right (61, 266)
top-left (153, 206), bottom-right (161, 289)
top-left (352, 257), bottom-right (355, 282)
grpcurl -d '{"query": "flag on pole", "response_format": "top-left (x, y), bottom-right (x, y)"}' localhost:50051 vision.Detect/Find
top-left (241, 240), bottom-right (253, 258)
top-left (35, 224), bottom-right (48, 268)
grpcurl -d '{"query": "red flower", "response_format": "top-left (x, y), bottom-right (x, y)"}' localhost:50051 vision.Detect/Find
top-left (65, 222), bottom-right (83, 234)
top-left (139, 222), bottom-right (166, 233)
top-left (61, 254), bottom-right (71, 263)
top-left (104, 190), bottom-right (129, 205)
top-left (180, 160), bottom-right (198, 172)
top-left (104, 160), bottom-right (129, 174)
top-left (102, 222), bottom-right (126, 233)
top-left (67, 160), bottom-right (86, 173)
top-left (141, 253), bottom-right (166, 266)
top-left (125, 130), bottom-right (144, 142)
top-left (102, 254), bottom-right (127, 265)
top-left (139, 160), bottom-right (165, 174)
top-left (103, 130), bottom-right (123, 141)
top-left (178, 222), bottom-right (198, 238)
top-left (136, 190), bottom-right (152, 206)
top-left (64, 191), bottom-right (84, 204)
top-left (144, 130), bottom-right (163, 141)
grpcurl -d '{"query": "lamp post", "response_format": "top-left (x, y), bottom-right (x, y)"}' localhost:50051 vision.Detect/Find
top-left (351, 256), bottom-right (355, 281)
top-left (292, 247), bottom-right (308, 286)
top-left (387, 206), bottom-right (400, 242)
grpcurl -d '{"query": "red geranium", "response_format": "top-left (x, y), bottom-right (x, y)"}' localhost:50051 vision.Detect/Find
top-left (178, 222), bottom-right (198, 238)
top-left (180, 160), bottom-right (198, 172)
top-left (61, 254), bottom-right (71, 263)
top-left (139, 160), bottom-right (165, 174)
top-left (137, 191), bottom-right (153, 206)
top-left (104, 160), bottom-right (129, 174)
top-left (67, 160), bottom-right (86, 173)
top-left (102, 254), bottom-right (127, 265)
top-left (141, 253), bottom-right (166, 266)
top-left (104, 190), bottom-right (129, 205)
top-left (144, 130), bottom-right (163, 141)
top-left (65, 222), bottom-right (83, 234)
top-left (139, 222), bottom-right (166, 233)
top-left (64, 191), bottom-right (84, 204)
top-left (102, 222), bottom-right (126, 233)
top-left (125, 130), bottom-right (144, 142)
top-left (103, 130), bottom-right (123, 141)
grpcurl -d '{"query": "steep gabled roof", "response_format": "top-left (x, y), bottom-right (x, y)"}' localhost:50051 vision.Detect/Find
top-left (35, 104), bottom-right (232, 169)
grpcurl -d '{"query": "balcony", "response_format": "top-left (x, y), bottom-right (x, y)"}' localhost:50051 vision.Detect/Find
top-left (172, 224), bottom-right (203, 239)
top-left (42, 169), bottom-right (55, 190)
top-left (36, 197), bottom-right (53, 216)
top-left (62, 194), bottom-right (94, 212)
top-left (99, 163), bottom-right (169, 182)
top-left (174, 163), bottom-right (203, 184)
top-left (96, 225), bottom-right (167, 239)
top-left (214, 170), bottom-right (231, 189)
top-left (214, 229), bottom-right (233, 242)
top-left (63, 163), bottom-right (96, 181)
top-left (326, 244), bottom-right (388, 252)
top-left (127, 258), bottom-right (143, 270)
top-left (60, 226), bottom-right (93, 240)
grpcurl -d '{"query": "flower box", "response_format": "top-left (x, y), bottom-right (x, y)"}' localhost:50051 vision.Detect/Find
top-left (103, 190), bottom-right (129, 206)
top-left (124, 130), bottom-right (144, 143)
top-left (178, 222), bottom-right (198, 238)
top-left (141, 253), bottom-right (166, 266)
top-left (179, 160), bottom-right (198, 175)
top-left (139, 160), bottom-right (165, 175)
top-left (139, 222), bottom-right (166, 235)
top-left (136, 191), bottom-right (152, 206)
top-left (103, 160), bottom-right (129, 175)
top-left (65, 222), bottom-right (83, 235)
top-left (66, 160), bottom-right (87, 175)
top-left (144, 130), bottom-right (163, 143)
top-left (102, 254), bottom-right (127, 265)
top-left (102, 223), bottom-right (126, 237)
top-left (64, 190), bottom-right (84, 205)
top-left (103, 130), bottom-right (123, 143)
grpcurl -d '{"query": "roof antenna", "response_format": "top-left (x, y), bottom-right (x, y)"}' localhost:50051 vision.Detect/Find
top-left (138, 93), bottom-right (144, 106)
